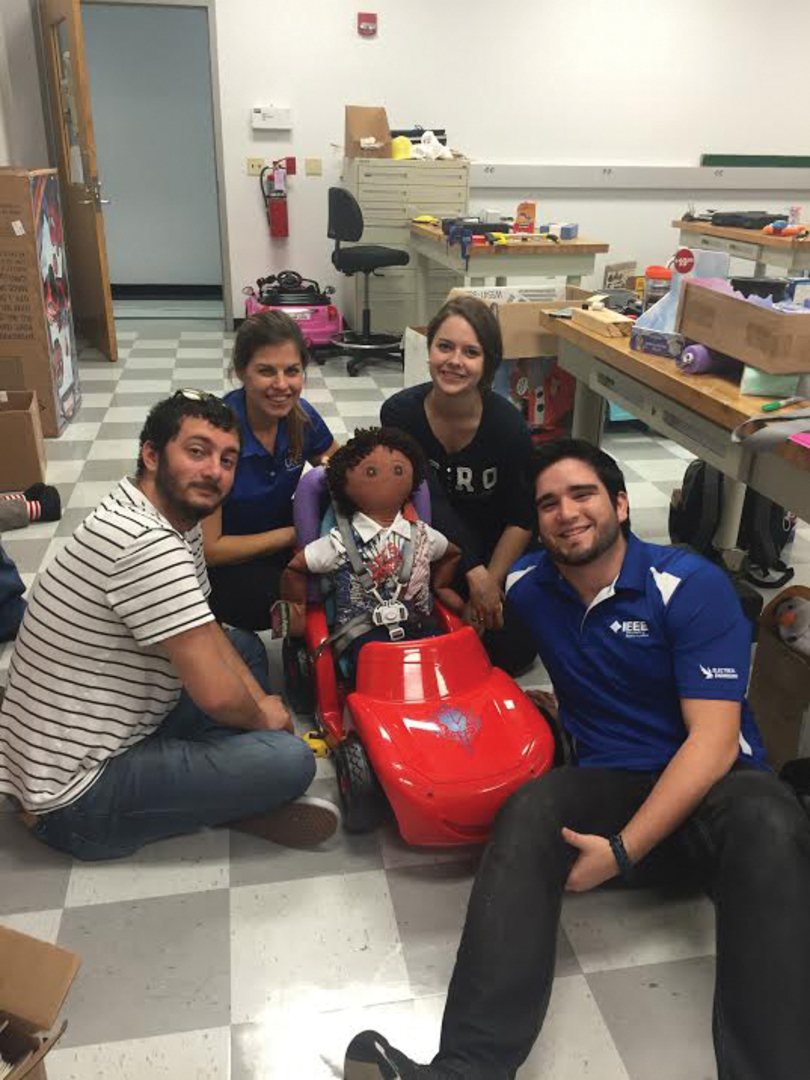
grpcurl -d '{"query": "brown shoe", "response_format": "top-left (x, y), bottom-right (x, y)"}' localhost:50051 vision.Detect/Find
top-left (232, 796), bottom-right (340, 848)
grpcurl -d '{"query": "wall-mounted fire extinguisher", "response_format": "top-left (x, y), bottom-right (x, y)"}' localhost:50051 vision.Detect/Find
top-left (260, 157), bottom-right (296, 239)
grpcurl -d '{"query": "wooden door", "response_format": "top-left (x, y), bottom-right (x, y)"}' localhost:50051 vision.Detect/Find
top-left (40, 0), bottom-right (117, 361)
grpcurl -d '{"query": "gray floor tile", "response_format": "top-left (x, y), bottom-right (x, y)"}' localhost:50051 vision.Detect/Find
top-left (330, 388), bottom-right (387, 402)
top-left (0, 815), bottom-right (73, 914)
top-left (56, 507), bottom-right (93, 536)
top-left (109, 391), bottom-right (171, 408)
top-left (80, 459), bottom-right (139, 482)
top-left (57, 888), bottom-right (231, 1047)
top-left (116, 366), bottom-right (177, 380)
top-left (0, 537), bottom-right (52, 573)
top-left (588, 956), bottom-right (716, 1080)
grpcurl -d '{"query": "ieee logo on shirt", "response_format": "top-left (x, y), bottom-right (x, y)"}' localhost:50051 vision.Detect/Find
top-left (610, 619), bottom-right (649, 639)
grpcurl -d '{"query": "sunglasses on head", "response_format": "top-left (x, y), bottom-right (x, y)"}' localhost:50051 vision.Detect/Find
top-left (172, 388), bottom-right (219, 402)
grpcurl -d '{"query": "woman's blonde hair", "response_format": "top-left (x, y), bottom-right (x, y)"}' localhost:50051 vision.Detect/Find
top-left (231, 310), bottom-right (311, 461)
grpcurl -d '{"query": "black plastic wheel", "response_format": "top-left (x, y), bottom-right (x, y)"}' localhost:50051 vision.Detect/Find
top-left (282, 637), bottom-right (315, 715)
top-left (334, 735), bottom-right (387, 832)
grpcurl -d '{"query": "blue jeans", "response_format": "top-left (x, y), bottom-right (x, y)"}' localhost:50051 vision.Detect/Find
top-left (34, 629), bottom-right (316, 860)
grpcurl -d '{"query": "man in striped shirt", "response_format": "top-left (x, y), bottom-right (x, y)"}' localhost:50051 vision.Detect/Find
top-left (0, 391), bottom-right (338, 859)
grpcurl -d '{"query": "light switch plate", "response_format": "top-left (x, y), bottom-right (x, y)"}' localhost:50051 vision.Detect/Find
top-left (246, 158), bottom-right (265, 176)
top-left (305, 157), bottom-right (322, 176)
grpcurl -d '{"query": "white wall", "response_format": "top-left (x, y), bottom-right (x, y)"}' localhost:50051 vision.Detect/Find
top-left (216, 0), bottom-right (810, 317)
top-left (82, 3), bottom-right (222, 285)
top-left (0, 0), bottom-right (49, 168)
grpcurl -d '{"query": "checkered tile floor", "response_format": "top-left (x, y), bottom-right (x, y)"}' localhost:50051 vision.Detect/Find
top-left (2, 318), bottom-right (810, 1080)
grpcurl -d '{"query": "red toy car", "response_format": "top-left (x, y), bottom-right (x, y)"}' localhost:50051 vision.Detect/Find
top-left (284, 468), bottom-right (556, 846)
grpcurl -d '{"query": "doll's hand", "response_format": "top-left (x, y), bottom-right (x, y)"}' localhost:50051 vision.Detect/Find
top-left (466, 566), bottom-right (504, 631)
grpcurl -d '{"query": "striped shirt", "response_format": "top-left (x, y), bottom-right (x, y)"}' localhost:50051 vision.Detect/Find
top-left (0, 478), bottom-right (214, 812)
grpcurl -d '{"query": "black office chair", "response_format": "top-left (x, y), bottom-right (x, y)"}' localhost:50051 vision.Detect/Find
top-left (328, 186), bottom-right (410, 376)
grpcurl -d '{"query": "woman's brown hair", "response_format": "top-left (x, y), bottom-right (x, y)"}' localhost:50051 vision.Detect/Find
top-left (231, 310), bottom-right (311, 461)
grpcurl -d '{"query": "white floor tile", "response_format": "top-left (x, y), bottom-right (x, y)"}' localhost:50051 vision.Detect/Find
top-left (87, 439), bottom-right (140, 461)
top-left (104, 405), bottom-right (157, 423)
top-left (327, 418), bottom-right (348, 435)
top-left (230, 870), bottom-right (410, 1024)
top-left (177, 348), bottom-right (226, 360)
top-left (125, 356), bottom-right (177, 369)
top-left (65, 832), bottom-right (229, 908)
top-left (116, 331), bottom-right (138, 342)
top-left (46, 459), bottom-right (86, 485)
top-left (323, 376), bottom-right (378, 390)
top-left (12, 519), bottom-right (60, 541)
top-left (56, 422), bottom-right (103, 442)
top-left (115, 379), bottom-right (172, 395)
top-left (338, 400), bottom-right (385, 418)
top-left (46, 1026), bottom-right (231, 1080)
top-left (623, 481), bottom-right (672, 510)
top-left (561, 888), bottom-right (715, 974)
top-left (666, 443), bottom-right (697, 461)
top-left (77, 368), bottom-right (121, 382)
top-left (0, 908), bottom-right (63, 943)
top-left (78, 392), bottom-right (115, 408)
top-left (174, 367), bottom-right (227, 381)
top-left (67, 481), bottom-right (119, 509)
top-left (181, 331), bottom-right (229, 340)
top-left (625, 458), bottom-right (691, 482)
top-left (302, 388), bottom-right (334, 404)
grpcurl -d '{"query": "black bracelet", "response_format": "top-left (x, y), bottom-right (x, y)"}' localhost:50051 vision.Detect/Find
top-left (608, 833), bottom-right (634, 879)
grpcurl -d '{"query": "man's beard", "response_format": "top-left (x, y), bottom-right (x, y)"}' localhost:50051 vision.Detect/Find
top-left (541, 516), bottom-right (622, 567)
top-left (155, 457), bottom-right (220, 525)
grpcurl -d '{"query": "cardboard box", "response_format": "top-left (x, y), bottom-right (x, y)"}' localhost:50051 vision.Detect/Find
top-left (747, 586), bottom-right (810, 770)
top-left (344, 105), bottom-right (391, 159)
top-left (446, 286), bottom-right (591, 360)
top-left (403, 325), bottom-right (428, 389)
top-left (0, 926), bottom-right (80, 1079)
top-left (0, 168), bottom-right (81, 436)
top-left (676, 279), bottom-right (810, 375)
top-left (0, 390), bottom-right (46, 491)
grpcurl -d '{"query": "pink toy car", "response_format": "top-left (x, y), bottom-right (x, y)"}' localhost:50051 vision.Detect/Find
top-left (243, 270), bottom-right (344, 357)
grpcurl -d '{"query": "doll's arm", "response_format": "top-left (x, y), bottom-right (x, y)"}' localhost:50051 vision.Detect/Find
top-left (275, 549), bottom-right (310, 637)
top-left (431, 542), bottom-right (464, 614)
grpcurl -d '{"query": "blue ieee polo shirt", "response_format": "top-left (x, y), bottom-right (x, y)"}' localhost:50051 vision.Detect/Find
top-left (221, 387), bottom-right (333, 536)
top-left (505, 533), bottom-right (767, 772)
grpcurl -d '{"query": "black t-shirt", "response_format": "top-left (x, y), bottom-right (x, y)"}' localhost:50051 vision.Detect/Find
top-left (381, 383), bottom-right (534, 570)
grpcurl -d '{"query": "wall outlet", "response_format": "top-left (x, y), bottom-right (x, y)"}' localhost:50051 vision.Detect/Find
top-left (305, 157), bottom-right (322, 176)
top-left (246, 157), bottom-right (265, 176)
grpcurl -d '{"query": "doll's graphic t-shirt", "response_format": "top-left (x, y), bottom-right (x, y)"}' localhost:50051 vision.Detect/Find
top-left (303, 511), bottom-right (448, 629)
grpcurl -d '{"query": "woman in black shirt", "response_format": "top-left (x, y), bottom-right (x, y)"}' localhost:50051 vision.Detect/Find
top-left (381, 295), bottom-right (536, 674)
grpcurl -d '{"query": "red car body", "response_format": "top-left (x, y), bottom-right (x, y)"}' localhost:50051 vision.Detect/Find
top-left (305, 603), bottom-right (555, 846)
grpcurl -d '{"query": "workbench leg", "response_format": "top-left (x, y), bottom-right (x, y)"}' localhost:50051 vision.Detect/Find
top-left (495, 275), bottom-right (507, 287)
top-left (567, 274), bottom-right (583, 287)
top-left (571, 380), bottom-right (606, 446)
top-left (754, 259), bottom-right (768, 278)
top-left (713, 476), bottom-right (747, 562)
top-left (415, 253), bottom-right (429, 326)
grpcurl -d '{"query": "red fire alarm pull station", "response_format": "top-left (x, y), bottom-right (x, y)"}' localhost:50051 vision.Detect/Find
top-left (358, 12), bottom-right (377, 36)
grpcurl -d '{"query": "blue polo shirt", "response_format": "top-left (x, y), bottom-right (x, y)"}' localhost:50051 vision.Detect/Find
top-left (221, 388), bottom-right (333, 536)
top-left (505, 533), bottom-right (767, 772)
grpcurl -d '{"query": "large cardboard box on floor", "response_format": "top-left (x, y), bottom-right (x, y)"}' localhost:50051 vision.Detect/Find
top-left (0, 168), bottom-right (81, 437)
top-left (344, 105), bottom-right (392, 159)
top-left (676, 278), bottom-right (810, 375)
top-left (446, 285), bottom-right (592, 359)
top-left (0, 926), bottom-right (80, 1079)
top-left (0, 390), bottom-right (46, 491)
top-left (747, 586), bottom-right (810, 769)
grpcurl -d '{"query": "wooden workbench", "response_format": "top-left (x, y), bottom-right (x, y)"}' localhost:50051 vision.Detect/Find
top-left (409, 223), bottom-right (609, 324)
top-left (673, 219), bottom-right (810, 277)
top-left (536, 309), bottom-right (810, 544)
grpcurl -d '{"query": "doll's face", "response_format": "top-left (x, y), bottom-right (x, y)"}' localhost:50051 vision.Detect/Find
top-left (344, 446), bottom-right (413, 519)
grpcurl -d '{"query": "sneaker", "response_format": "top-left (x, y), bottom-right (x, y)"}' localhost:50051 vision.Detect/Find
top-left (344, 1030), bottom-right (456, 1079)
top-left (232, 795), bottom-right (340, 848)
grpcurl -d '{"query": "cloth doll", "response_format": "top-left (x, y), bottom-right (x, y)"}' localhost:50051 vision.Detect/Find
top-left (275, 427), bottom-right (462, 665)
top-left (775, 595), bottom-right (810, 658)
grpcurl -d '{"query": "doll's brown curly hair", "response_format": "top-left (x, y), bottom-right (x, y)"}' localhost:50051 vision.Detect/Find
top-left (326, 426), bottom-right (428, 516)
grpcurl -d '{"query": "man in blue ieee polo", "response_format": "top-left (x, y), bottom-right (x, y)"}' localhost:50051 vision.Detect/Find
top-left (343, 438), bottom-right (810, 1080)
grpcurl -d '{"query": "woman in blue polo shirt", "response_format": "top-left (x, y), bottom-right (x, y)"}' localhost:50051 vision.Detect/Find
top-left (203, 311), bottom-right (338, 629)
